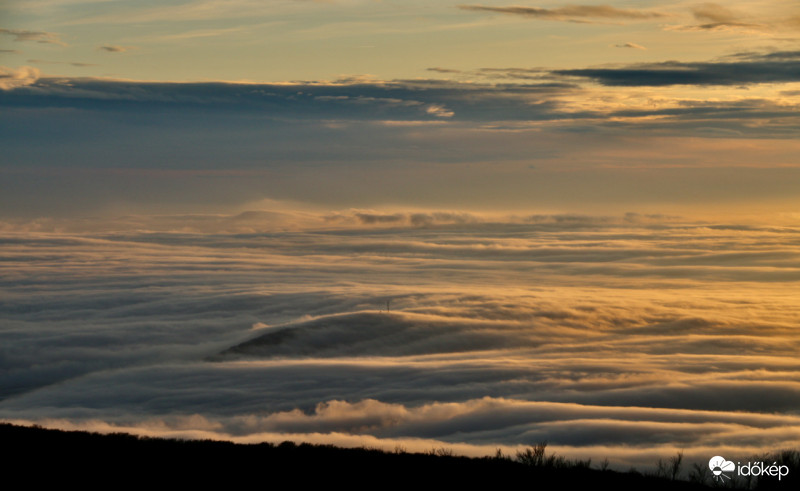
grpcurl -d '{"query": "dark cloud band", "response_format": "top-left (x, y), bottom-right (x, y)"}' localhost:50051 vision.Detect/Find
top-left (554, 51), bottom-right (800, 86)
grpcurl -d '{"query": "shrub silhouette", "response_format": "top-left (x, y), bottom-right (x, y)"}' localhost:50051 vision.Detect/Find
top-left (654, 451), bottom-right (684, 480)
top-left (515, 441), bottom-right (566, 468)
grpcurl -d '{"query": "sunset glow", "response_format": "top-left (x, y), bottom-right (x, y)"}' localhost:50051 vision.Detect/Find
top-left (2, 0), bottom-right (800, 472)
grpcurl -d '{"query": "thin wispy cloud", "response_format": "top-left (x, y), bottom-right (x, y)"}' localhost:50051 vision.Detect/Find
top-left (60, 0), bottom-right (308, 25)
top-left (458, 4), bottom-right (666, 23)
top-left (685, 2), bottom-right (761, 30)
top-left (614, 42), bottom-right (646, 50)
top-left (26, 59), bottom-right (97, 67)
top-left (427, 67), bottom-right (463, 74)
top-left (0, 28), bottom-right (66, 46)
top-left (99, 45), bottom-right (134, 53)
top-left (664, 2), bottom-right (800, 33)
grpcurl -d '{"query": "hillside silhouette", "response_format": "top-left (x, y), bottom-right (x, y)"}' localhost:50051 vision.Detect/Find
top-left (1, 422), bottom-right (728, 488)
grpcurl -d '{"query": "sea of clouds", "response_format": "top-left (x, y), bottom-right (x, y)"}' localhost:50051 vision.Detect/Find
top-left (2, 212), bottom-right (799, 469)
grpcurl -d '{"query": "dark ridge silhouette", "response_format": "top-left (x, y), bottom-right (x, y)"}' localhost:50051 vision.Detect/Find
top-left (0, 422), bottom-right (727, 488)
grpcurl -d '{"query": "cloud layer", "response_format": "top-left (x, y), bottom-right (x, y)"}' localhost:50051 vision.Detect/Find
top-left (2, 217), bottom-right (800, 469)
top-left (3, 60), bottom-right (798, 218)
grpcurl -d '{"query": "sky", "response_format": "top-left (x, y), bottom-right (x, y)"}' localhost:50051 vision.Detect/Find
top-left (2, 0), bottom-right (800, 476)
top-left (2, 0), bottom-right (800, 220)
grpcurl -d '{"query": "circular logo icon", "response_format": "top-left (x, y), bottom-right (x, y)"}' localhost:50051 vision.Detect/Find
top-left (708, 456), bottom-right (735, 481)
